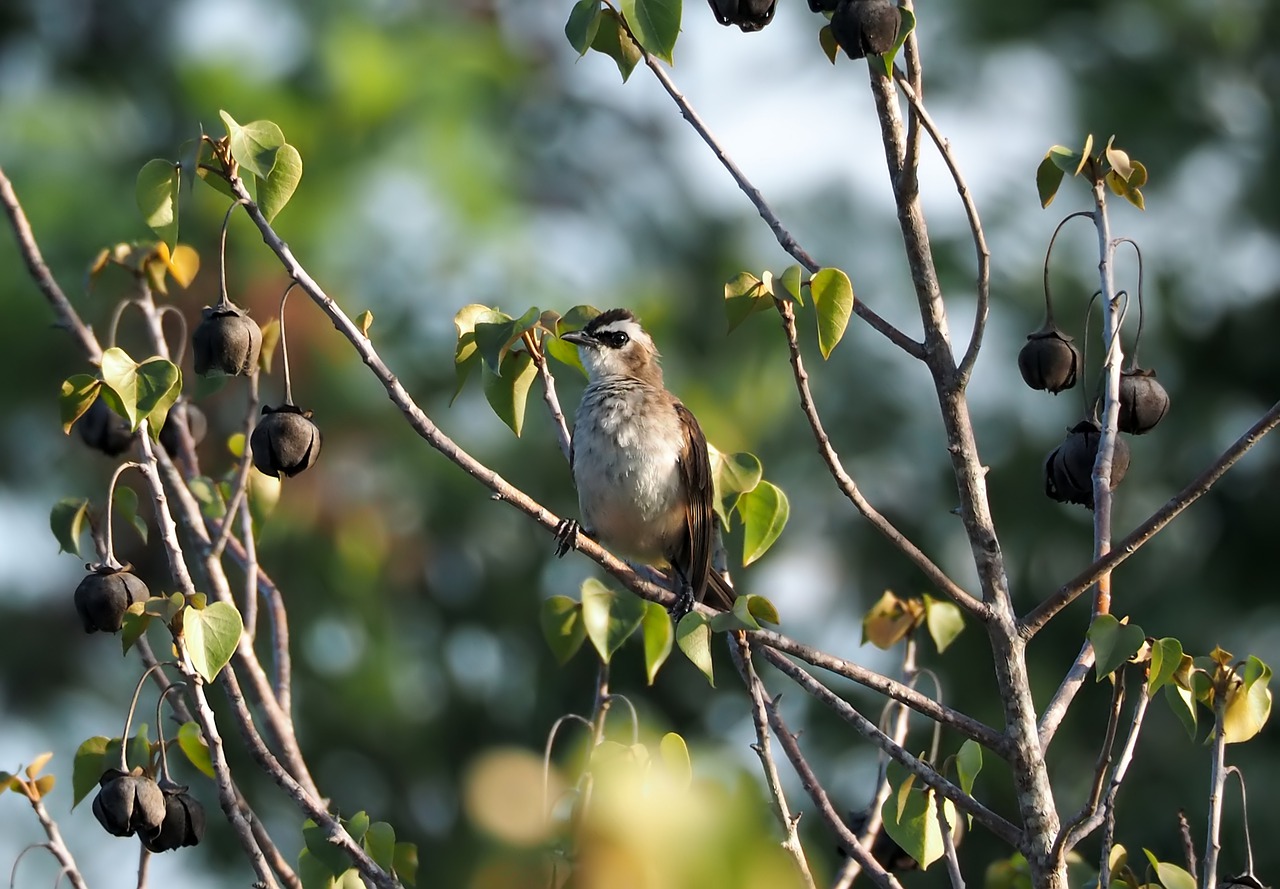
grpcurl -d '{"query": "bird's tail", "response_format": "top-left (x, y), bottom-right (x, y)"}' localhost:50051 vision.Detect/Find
top-left (704, 569), bottom-right (737, 612)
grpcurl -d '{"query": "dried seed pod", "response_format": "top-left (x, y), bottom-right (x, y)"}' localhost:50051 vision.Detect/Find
top-left (251, 404), bottom-right (321, 478)
top-left (808, 0), bottom-right (840, 11)
top-left (1117, 368), bottom-right (1169, 435)
top-left (192, 304), bottom-right (262, 377)
top-left (74, 566), bottom-right (149, 634)
top-left (92, 768), bottom-right (166, 839)
top-left (1044, 420), bottom-right (1130, 509)
top-left (159, 403), bottom-right (208, 454)
top-left (141, 783), bottom-right (206, 852)
top-left (1018, 325), bottom-right (1081, 394)
top-left (77, 399), bottom-right (135, 457)
top-left (830, 0), bottom-right (900, 60)
top-left (707, 0), bottom-right (778, 30)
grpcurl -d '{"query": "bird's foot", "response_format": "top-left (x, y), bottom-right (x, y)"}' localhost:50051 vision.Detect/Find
top-left (668, 574), bottom-right (696, 622)
top-left (554, 518), bottom-right (582, 558)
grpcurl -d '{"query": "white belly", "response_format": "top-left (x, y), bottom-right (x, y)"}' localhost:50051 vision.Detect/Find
top-left (572, 387), bottom-right (685, 563)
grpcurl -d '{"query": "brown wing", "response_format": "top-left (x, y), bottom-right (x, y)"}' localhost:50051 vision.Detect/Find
top-left (674, 402), bottom-right (717, 607)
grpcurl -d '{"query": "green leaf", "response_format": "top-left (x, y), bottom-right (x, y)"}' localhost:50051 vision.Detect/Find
top-left (1164, 655), bottom-right (1198, 738)
top-left (451, 305), bottom-right (502, 402)
top-left (481, 350), bottom-right (538, 437)
top-left (136, 159), bottom-right (180, 251)
top-left (1222, 655), bottom-right (1271, 744)
top-left (580, 578), bottom-right (646, 663)
top-left (744, 594), bottom-right (780, 626)
top-left (881, 785), bottom-right (951, 871)
top-left (393, 842), bottom-right (419, 887)
top-left (1147, 637), bottom-right (1184, 697)
top-left (248, 467), bottom-right (282, 531)
top-left (709, 448), bottom-right (762, 528)
top-left (877, 7), bottom-right (915, 76)
top-left (777, 265), bottom-right (805, 305)
top-left (540, 595), bottom-right (587, 665)
top-left (135, 358), bottom-right (183, 439)
top-left (259, 143), bottom-right (303, 223)
top-left (220, 112), bottom-right (285, 180)
top-left (738, 480), bottom-right (789, 566)
top-left (818, 25), bottom-right (839, 64)
top-left (1128, 160), bottom-right (1148, 189)
top-left (956, 739), bottom-right (982, 797)
top-left (1088, 615), bottom-right (1146, 681)
top-left (724, 272), bottom-right (770, 333)
top-left (50, 497), bottom-right (91, 558)
top-left (120, 607), bottom-right (151, 655)
top-left (474, 307), bottom-right (539, 373)
top-left (547, 305), bottom-right (599, 375)
top-left (923, 595), bottom-right (964, 654)
top-left (72, 736), bottom-right (110, 808)
top-left (60, 374), bottom-right (101, 434)
top-left (861, 591), bottom-right (924, 649)
top-left (619, 0), bottom-right (681, 65)
top-left (565, 0), bottom-right (603, 56)
top-left (710, 597), bottom-right (761, 633)
top-left (658, 732), bottom-right (692, 787)
top-left (1142, 851), bottom-right (1196, 889)
top-left (303, 819), bottom-right (352, 877)
top-left (1036, 154), bottom-right (1066, 208)
top-left (100, 347), bottom-right (141, 428)
top-left (173, 722), bottom-right (214, 778)
top-left (112, 485), bottom-right (148, 546)
top-left (676, 612), bottom-right (714, 686)
top-left (182, 600), bottom-right (244, 682)
top-left (811, 267), bottom-right (855, 359)
top-left (590, 9), bottom-right (643, 82)
top-left (364, 821), bottom-right (397, 871)
top-left (346, 811), bottom-right (370, 843)
top-left (642, 600), bottom-right (674, 684)
top-left (1045, 144), bottom-right (1082, 175)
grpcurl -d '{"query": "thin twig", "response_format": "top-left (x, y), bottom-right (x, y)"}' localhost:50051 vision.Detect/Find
top-left (1020, 397), bottom-right (1280, 637)
top-left (729, 635), bottom-right (817, 889)
top-left (1203, 694), bottom-right (1229, 889)
top-left (137, 844), bottom-right (151, 889)
top-left (209, 371), bottom-right (260, 560)
top-left (25, 800), bottom-right (88, 889)
top-left (891, 71), bottom-right (990, 386)
top-left (1179, 810), bottom-right (1199, 882)
top-left (763, 648), bottom-right (1021, 848)
top-left (0, 166), bottom-right (103, 362)
top-left (526, 331), bottom-right (572, 461)
top-left (774, 299), bottom-right (984, 619)
top-left (756, 629), bottom-right (1006, 754)
top-left (1055, 669), bottom-right (1127, 857)
top-left (761, 691), bottom-right (904, 889)
top-left (938, 798), bottom-right (966, 889)
top-left (1037, 641), bottom-right (1096, 750)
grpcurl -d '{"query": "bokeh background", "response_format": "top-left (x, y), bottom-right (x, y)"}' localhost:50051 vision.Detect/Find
top-left (2, 0), bottom-right (1279, 885)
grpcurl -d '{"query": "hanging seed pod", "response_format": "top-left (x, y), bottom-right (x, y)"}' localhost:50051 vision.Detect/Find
top-left (74, 565), bottom-right (149, 634)
top-left (707, 0), bottom-right (778, 30)
top-left (808, 0), bottom-right (840, 11)
top-left (141, 782), bottom-right (206, 852)
top-left (1117, 368), bottom-right (1169, 435)
top-left (1018, 325), bottom-right (1081, 394)
top-left (159, 402), bottom-right (208, 454)
top-left (830, 0), bottom-right (900, 60)
top-left (192, 303), bottom-right (262, 377)
top-left (1044, 420), bottom-right (1131, 509)
top-left (77, 399), bottom-right (136, 457)
top-left (251, 404), bottom-right (321, 478)
top-left (92, 768), bottom-right (166, 839)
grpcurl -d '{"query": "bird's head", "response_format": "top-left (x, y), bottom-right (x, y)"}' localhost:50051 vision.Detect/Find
top-left (560, 308), bottom-right (663, 384)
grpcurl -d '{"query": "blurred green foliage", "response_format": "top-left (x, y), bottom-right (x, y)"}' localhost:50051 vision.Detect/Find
top-left (3, 0), bottom-right (1280, 886)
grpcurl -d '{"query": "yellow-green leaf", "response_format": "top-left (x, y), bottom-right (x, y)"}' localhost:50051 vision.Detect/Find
top-left (136, 159), bottom-right (180, 251)
top-left (580, 578), bottom-right (645, 663)
top-left (811, 267), bottom-right (855, 359)
top-left (183, 600), bottom-right (244, 682)
top-left (659, 732), bottom-right (692, 788)
top-left (676, 612), bottom-right (714, 686)
top-left (60, 374), bottom-right (102, 434)
top-left (540, 595), bottom-right (587, 665)
top-left (619, 0), bottom-right (680, 65)
top-left (738, 480), bottom-right (788, 566)
top-left (259, 143), bottom-right (302, 223)
top-left (590, 9), bottom-right (643, 82)
top-left (642, 600), bottom-right (674, 684)
top-left (481, 350), bottom-right (538, 437)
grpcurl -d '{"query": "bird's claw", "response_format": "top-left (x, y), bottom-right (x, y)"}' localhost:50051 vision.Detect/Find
top-left (668, 574), bottom-right (695, 622)
top-left (554, 518), bottom-right (581, 558)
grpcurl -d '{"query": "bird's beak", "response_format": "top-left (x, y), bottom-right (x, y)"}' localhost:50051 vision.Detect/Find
top-left (560, 330), bottom-right (594, 347)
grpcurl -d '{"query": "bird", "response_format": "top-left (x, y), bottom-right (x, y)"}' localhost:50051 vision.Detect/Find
top-left (554, 308), bottom-right (735, 617)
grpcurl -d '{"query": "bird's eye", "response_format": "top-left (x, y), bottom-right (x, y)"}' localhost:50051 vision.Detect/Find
top-left (603, 331), bottom-right (629, 348)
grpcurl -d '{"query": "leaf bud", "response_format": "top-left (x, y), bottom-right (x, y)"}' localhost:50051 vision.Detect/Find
top-left (193, 304), bottom-right (262, 377)
top-left (251, 404), bottom-right (321, 478)
top-left (1117, 368), bottom-right (1169, 435)
top-left (1018, 325), bottom-right (1081, 394)
top-left (74, 566), bottom-right (149, 634)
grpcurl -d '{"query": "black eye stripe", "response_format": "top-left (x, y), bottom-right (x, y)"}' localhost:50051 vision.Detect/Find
top-left (601, 331), bottom-right (629, 348)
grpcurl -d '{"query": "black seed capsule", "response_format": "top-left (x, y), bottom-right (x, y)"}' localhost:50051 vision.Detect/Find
top-left (808, 0), bottom-right (840, 11)
top-left (707, 0), bottom-right (778, 30)
top-left (159, 403), bottom-right (208, 455)
top-left (74, 566), bottom-right (149, 634)
top-left (193, 304), bottom-right (262, 377)
top-left (830, 0), bottom-right (900, 60)
top-left (77, 399), bottom-right (135, 457)
top-left (1117, 368), bottom-right (1169, 435)
top-left (251, 404), bottom-right (321, 478)
top-left (1018, 325), bottom-right (1081, 394)
top-left (92, 768), bottom-right (166, 839)
top-left (1044, 420), bottom-right (1131, 509)
top-left (141, 784), bottom-right (206, 852)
